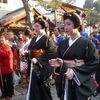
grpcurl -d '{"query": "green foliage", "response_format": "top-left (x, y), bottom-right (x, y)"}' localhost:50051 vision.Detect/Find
top-left (93, 0), bottom-right (100, 13)
top-left (37, 0), bottom-right (76, 9)
top-left (37, 0), bottom-right (63, 9)
top-left (85, 10), bottom-right (100, 24)
top-left (84, 0), bottom-right (100, 13)
top-left (37, 0), bottom-right (48, 7)
top-left (83, 0), bottom-right (100, 24)
top-left (47, 0), bottom-right (63, 9)
top-left (83, 0), bottom-right (94, 9)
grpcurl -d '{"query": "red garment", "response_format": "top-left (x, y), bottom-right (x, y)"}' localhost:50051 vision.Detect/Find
top-left (0, 44), bottom-right (13, 74)
top-left (33, 48), bottom-right (46, 57)
top-left (13, 48), bottom-right (19, 71)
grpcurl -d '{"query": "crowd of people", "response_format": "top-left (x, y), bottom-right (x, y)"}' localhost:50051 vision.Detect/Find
top-left (0, 11), bottom-right (100, 100)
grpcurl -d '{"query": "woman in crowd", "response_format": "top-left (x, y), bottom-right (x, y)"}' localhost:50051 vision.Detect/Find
top-left (26, 17), bottom-right (56, 100)
top-left (0, 32), bottom-right (14, 100)
top-left (6, 31), bottom-right (20, 86)
top-left (20, 29), bottom-right (31, 88)
top-left (49, 12), bottom-right (99, 100)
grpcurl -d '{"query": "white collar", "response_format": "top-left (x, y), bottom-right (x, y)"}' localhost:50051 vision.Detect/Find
top-left (36, 34), bottom-right (45, 42)
top-left (69, 36), bottom-right (81, 46)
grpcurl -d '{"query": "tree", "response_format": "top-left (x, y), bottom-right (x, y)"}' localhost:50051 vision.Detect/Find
top-left (22, 0), bottom-right (76, 28)
top-left (37, 0), bottom-right (76, 7)
top-left (37, 0), bottom-right (76, 26)
top-left (85, 10), bottom-right (100, 24)
top-left (83, 0), bottom-right (94, 9)
top-left (22, 0), bottom-right (33, 29)
top-left (93, 0), bottom-right (100, 13)
top-left (83, 0), bottom-right (100, 24)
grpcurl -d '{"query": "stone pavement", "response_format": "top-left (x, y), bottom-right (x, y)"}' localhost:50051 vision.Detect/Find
top-left (0, 84), bottom-right (100, 100)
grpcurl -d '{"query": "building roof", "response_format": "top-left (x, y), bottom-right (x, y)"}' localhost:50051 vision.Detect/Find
top-left (62, 3), bottom-right (85, 12)
top-left (0, 2), bottom-right (85, 28)
top-left (0, 7), bottom-right (41, 27)
top-left (0, 7), bottom-right (25, 26)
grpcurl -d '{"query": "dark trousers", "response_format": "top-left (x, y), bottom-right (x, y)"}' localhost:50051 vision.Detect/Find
top-left (0, 72), bottom-right (14, 98)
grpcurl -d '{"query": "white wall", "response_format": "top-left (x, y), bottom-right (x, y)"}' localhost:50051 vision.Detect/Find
top-left (0, 0), bottom-right (23, 18)
top-left (7, 0), bottom-right (23, 11)
top-left (0, 0), bottom-right (23, 11)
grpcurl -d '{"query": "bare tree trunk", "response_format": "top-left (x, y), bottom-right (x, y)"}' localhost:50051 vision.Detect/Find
top-left (22, 0), bottom-right (33, 29)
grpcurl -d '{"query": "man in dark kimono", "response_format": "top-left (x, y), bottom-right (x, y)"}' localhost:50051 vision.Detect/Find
top-left (26, 17), bottom-right (56, 100)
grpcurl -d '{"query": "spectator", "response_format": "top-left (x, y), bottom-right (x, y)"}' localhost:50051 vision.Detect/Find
top-left (0, 32), bottom-right (14, 100)
top-left (51, 26), bottom-right (65, 46)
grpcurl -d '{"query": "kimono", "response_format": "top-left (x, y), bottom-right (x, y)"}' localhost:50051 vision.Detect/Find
top-left (55, 36), bottom-right (99, 100)
top-left (26, 35), bottom-right (56, 100)
top-left (19, 39), bottom-right (31, 87)
top-left (20, 39), bottom-right (31, 72)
